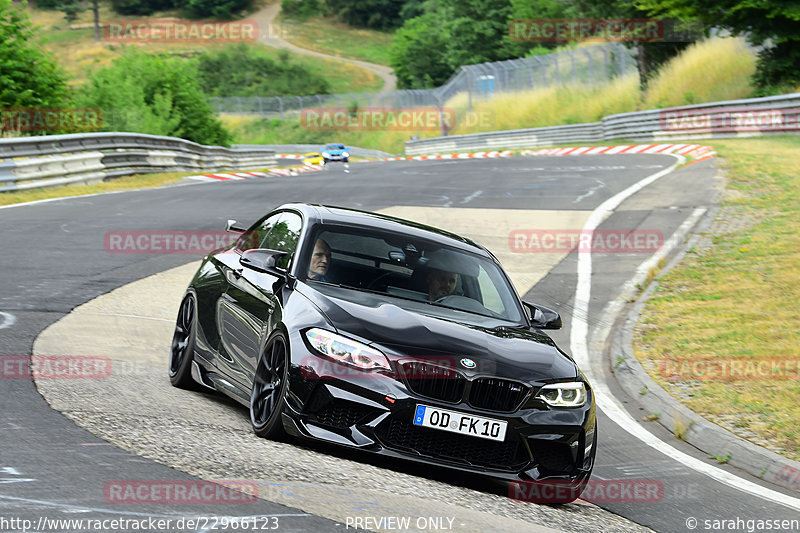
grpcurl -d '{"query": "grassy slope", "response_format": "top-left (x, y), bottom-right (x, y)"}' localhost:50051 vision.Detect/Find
top-left (277, 14), bottom-right (394, 66)
top-left (27, 5), bottom-right (381, 93)
top-left (635, 136), bottom-right (800, 460)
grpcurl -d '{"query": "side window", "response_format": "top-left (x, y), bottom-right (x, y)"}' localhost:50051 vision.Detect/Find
top-left (260, 212), bottom-right (302, 270)
top-left (238, 214), bottom-right (280, 252)
top-left (477, 266), bottom-right (504, 315)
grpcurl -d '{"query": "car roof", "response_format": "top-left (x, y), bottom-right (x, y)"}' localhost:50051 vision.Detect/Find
top-left (281, 203), bottom-right (488, 255)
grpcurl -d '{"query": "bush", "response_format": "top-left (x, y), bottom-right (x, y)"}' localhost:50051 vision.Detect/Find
top-left (0, 0), bottom-right (69, 134)
top-left (179, 0), bottom-right (251, 20)
top-left (110, 0), bottom-right (179, 16)
top-left (280, 0), bottom-right (321, 20)
top-left (196, 44), bottom-right (331, 97)
top-left (76, 49), bottom-right (230, 146)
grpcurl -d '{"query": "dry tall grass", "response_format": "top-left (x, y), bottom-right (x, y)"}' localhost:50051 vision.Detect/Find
top-left (643, 37), bottom-right (756, 108)
top-left (446, 74), bottom-right (640, 134)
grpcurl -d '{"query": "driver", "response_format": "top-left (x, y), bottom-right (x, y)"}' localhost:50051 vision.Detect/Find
top-left (426, 268), bottom-right (459, 301)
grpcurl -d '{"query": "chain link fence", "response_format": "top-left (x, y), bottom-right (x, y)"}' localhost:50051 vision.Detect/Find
top-left (210, 43), bottom-right (637, 119)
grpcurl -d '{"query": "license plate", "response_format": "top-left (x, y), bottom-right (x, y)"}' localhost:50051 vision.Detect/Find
top-left (412, 404), bottom-right (507, 442)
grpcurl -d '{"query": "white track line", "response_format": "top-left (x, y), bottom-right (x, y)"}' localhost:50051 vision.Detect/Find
top-left (570, 156), bottom-right (800, 511)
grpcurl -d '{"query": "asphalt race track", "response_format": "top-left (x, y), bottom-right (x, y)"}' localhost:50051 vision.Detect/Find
top-left (2, 155), bottom-right (799, 532)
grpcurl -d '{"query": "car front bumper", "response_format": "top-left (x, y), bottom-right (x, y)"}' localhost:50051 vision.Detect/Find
top-left (283, 349), bottom-right (596, 482)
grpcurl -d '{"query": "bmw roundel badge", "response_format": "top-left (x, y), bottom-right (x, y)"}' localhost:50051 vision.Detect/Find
top-left (460, 358), bottom-right (476, 369)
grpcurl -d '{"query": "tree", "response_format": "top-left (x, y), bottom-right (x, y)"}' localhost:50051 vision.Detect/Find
top-left (391, 0), bottom-right (519, 88)
top-left (639, 0), bottom-right (800, 89)
top-left (180, 0), bottom-right (252, 19)
top-left (0, 0), bottom-right (69, 129)
top-left (50, 0), bottom-right (102, 42)
top-left (438, 0), bottom-right (516, 68)
top-left (76, 49), bottom-right (231, 146)
top-left (390, 13), bottom-right (453, 88)
top-left (110, 0), bottom-right (178, 15)
top-left (324, 0), bottom-right (407, 30)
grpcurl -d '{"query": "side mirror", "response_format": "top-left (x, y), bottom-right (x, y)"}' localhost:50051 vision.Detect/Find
top-left (225, 219), bottom-right (247, 233)
top-left (240, 248), bottom-right (288, 274)
top-left (522, 301), bottom-right (562, 330)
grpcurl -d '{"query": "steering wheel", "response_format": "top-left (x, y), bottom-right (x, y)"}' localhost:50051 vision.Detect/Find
top-left (367, 272), bottom-right (396, 290)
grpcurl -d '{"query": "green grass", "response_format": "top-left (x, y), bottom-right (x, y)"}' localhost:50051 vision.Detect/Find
top-left (634, 136), bottom-right (800, 460)
top-left (0, 172), bottom-right (192, 206)
top-left (277, 15), bottom-right (394, 66)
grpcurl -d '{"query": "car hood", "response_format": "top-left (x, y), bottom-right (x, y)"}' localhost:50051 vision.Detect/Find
top-left (299, 284), bottom-right (578, 383)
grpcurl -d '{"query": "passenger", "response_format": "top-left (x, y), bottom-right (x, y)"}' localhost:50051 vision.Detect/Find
top-left (308, 238), bottom-right (332, 281)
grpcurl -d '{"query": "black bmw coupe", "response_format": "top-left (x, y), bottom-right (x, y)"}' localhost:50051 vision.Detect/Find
top-left (169, 203), bottom-right (596, 495)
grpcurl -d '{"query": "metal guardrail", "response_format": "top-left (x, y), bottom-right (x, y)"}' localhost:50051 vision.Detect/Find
top-left (0, 132), bottom-right (277, 192)
top-left (405, 92), bottom-right (800, 155)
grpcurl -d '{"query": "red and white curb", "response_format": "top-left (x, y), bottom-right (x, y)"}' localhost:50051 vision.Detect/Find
top-left (203, 145), bottom-right (715, 182)
top-left (274, 150), bottom-right (515, 162)
top-left (380, 150), bottom-right (515, 161)
top-left (521, 143), bottom-right (717, 162)
top-left (186, 165), bottom-right (322, 182)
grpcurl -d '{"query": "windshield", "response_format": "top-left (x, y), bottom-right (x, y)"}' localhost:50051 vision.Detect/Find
top-left (304, 227), bottom-right (524, 323)
top-left (326, 144), bottom-right (345, 149)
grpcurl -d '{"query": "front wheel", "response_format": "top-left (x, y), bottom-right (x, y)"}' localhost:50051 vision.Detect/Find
top-left (169, 293), bottom-right (199, 389)
top-left (250, 332), bottom-right (289, 439)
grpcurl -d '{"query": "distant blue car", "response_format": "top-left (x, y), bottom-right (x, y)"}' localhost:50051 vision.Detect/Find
top-left (321, 143), bottom-right (349, 163)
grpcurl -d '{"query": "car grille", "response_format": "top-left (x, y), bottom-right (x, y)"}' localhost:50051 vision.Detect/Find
top-left (378, 417), bottom-right (530, 471)
top-left (399, 362), bottom-right (529, 413)
top-left (399, 362), bottom-right (465, 403)
top-left (311, 400), bottom-right (378, 429)
top-left (468, 378), bottom-right (529, 412)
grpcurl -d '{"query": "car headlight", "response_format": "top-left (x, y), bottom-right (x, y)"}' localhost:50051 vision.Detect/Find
top-left (322, 151), bottom-right (330, 156)
top-left (535, 382), bottom-right (587, 407)
top-left (342, 151), bottom-right (349, 157)
top-left (305, 328), bottom-right (390, 371)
